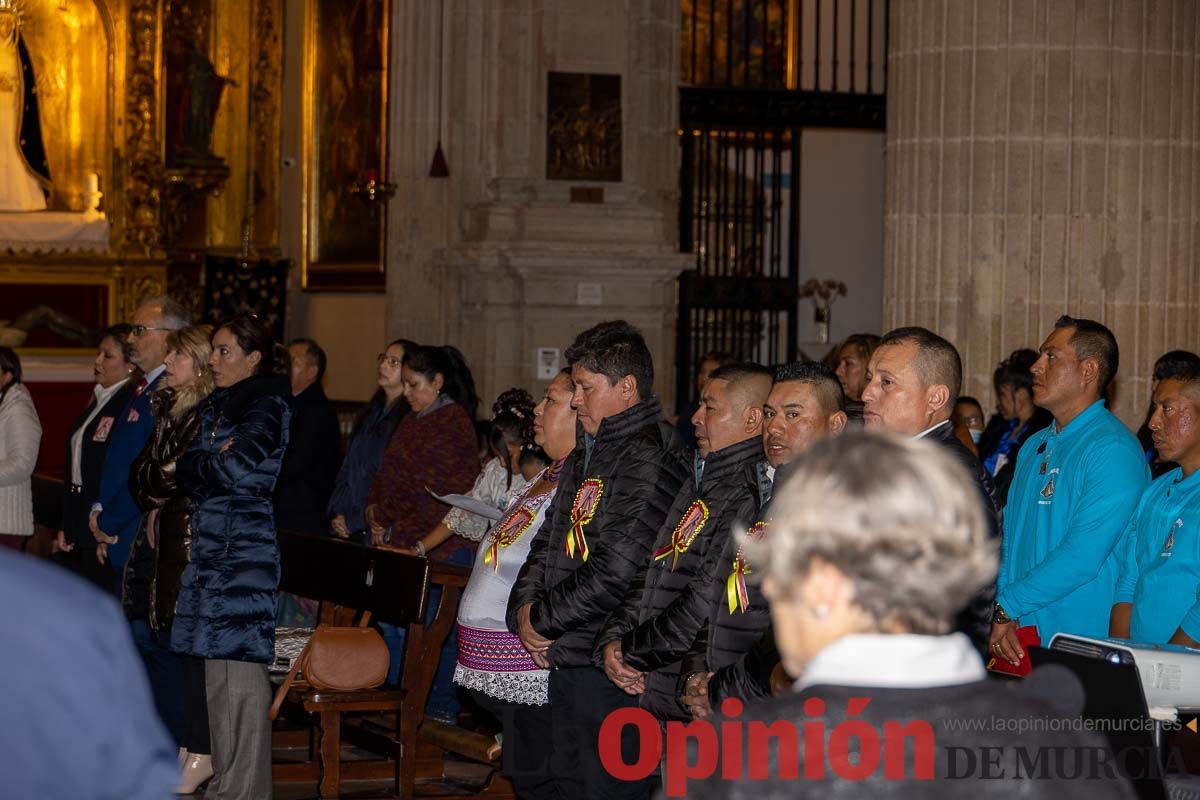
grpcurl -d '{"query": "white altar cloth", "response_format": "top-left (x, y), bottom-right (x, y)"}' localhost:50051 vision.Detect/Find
top-left (0, 211), bottom-right (109, 253)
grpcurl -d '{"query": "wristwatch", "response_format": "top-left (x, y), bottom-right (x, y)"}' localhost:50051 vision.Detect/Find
top-left (992, 602), bottom-right (1012, 625)
top-left (414, 540), bottom-right (427, 558)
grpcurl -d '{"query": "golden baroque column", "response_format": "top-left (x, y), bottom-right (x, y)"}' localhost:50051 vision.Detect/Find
top-left (884, 0), bottom-right (1200, 425)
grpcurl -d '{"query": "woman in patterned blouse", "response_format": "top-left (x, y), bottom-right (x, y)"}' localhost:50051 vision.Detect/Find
top-left (453, 369), bottom-right (577, 800)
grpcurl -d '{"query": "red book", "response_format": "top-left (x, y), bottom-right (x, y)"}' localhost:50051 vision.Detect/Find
top-left (987, 626), bottom-right (1041, 677)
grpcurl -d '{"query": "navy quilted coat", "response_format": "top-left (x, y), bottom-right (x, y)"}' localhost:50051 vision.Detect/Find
top-left (171, 374), bottom-right (291, 664)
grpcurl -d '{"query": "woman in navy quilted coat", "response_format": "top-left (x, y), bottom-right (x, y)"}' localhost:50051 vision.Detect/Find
top-left (172, 313), bottom-right (290, 800)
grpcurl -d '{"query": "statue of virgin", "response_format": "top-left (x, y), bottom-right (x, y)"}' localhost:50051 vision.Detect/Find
top-left (0, 3), bottom-right (50, 212)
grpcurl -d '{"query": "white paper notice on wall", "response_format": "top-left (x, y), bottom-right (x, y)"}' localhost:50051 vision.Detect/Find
top-left (576, 282), bottom-right (603, 305)
top-left (536, 348), bottom-right (560, 380)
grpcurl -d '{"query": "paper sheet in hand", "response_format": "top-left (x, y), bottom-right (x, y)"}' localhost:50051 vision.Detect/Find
top-left (426, 488), bottom-right (504, 521)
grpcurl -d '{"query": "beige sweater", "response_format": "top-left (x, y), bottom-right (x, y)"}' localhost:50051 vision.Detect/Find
top-left (0, 384), bottom-right (41, 536)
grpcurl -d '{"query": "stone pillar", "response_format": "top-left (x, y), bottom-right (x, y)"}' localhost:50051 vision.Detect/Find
top-left (884, 0), bottom-right (1200, 425)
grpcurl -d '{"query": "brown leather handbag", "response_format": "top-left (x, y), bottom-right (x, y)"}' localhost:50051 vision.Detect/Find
top-left (268, 612), bottom-right (390, 720)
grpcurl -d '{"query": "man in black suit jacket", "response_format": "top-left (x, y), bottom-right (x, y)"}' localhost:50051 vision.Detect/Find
top-left (274, 338), bottom-right (341, 535)
top-left (860, 326), bottom-right (1000, 653)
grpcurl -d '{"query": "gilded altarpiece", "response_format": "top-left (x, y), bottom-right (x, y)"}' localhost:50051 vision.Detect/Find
top-left (0, 0), bottom-right (284, 352)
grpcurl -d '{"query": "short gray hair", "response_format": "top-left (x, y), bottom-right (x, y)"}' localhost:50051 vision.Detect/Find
top-left (746, 433), bottom-right (996, 635)
top-left (140, 295), bottom-right (191, 331)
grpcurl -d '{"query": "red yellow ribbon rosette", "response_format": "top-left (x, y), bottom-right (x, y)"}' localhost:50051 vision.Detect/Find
top-left (653, 499), bottom-right (710, 570)
top-left (727, 520), bottom-right (768, 614)
top-left (482, 462), bottom-right (563, 571)
top-left (484, 503), bottom-right (536, 570)
top-left (566, 478), bottom-right (604, 561)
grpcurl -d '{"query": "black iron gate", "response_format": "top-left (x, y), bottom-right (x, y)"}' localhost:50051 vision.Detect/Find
top-left (677, 124), bottom-right (800, 403)
top-left (675, 0), bottom-right (888, 411)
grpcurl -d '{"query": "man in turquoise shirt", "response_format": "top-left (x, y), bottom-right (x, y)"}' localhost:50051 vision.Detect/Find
top-left (1111, 365), bottom-right (1200, 644)
top-left (991, 316), bottom-right (1148, 666)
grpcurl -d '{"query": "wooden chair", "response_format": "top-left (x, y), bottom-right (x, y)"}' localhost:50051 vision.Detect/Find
top-left (272, 530), bottom-right (514, 798)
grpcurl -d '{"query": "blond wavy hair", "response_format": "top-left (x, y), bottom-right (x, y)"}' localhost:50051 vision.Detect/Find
top-left (166, 324), bottom-right (214, 419)
top-left (746, 433), bottom-right (997, 635)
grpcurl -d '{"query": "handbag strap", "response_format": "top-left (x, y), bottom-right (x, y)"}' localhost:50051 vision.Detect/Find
top-left (267, 612), bottom-right (374, 721)
top-left (269, 634), bottom-right (314, 721)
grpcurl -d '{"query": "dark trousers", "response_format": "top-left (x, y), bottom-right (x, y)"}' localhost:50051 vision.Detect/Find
top-left (54, 544), bottom-right (112, 593)
top-left (130, 618), bottom-right (185, 744)
top-left (379, 547), bottom-right (474, 720)
top-left (469, 689), bottom-right (559, 800)
top-left (182, 655), bottom-right (211, 755)
top-left (58, 491), bottom-right (114, 594)
top-left (548, 666), bottom-right (656, 800)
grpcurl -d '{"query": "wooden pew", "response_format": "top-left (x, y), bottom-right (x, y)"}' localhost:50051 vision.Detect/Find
top-left (31, 477), bottom-right (510, 798)
top-left (31, 474), bottom-right (63, 532)
top-left (274, 529), bottom-right (513, 799)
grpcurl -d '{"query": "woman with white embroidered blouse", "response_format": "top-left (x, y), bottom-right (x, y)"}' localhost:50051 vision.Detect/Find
top-left (453, 370), bottom-right (576, 800)
top-left (0, 347), bottom-right (41, 550)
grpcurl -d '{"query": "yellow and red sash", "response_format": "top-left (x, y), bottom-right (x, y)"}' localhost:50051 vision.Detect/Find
top-left (653, 499), bottom-right (710, 570)
top-left (566, 478), bottom-right (604, 561)
top-left (727, 520), bottom-right (768, 614)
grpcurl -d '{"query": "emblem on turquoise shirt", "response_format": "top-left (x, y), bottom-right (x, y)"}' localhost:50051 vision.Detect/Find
top-left (1040, 476), bottom-right (1055, 499)
top-left (1163, 518), bottom-right (1182, 557)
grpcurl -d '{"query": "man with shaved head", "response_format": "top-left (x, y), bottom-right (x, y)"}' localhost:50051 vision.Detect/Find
top-left (681, 360), bottom-right (849, 719)
top-left (861, 327), bottom-right (999, 651)
top-left (1111, 362), bottom-right (1200, 645)
top-left (597, 362), bottom-right (772, 729)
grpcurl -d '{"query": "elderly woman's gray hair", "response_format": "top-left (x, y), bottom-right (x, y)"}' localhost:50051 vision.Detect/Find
top-left (746, 433), bottom-right (997, 635)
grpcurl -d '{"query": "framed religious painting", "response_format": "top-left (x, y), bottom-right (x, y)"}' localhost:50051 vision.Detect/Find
top-left (300, 0), bottom-right (389, 291)
top-left (546, 72), bottom-right (622, 182)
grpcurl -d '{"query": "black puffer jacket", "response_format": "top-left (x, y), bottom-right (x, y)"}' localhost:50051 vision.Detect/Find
top-left (680, 459), bottom-right (778, 707)
top-left (506, 398), bottom-right (685, 668)
top-left (597, 435), bottom-right (765, 720)
top-left (923, 420), bottom-right (1001, 654)
top-left (122, 388), bottom-right (204, 630)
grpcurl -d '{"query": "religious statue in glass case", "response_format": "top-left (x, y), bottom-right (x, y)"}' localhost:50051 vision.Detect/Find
top-left (0, 0), bottom-right (50, 212)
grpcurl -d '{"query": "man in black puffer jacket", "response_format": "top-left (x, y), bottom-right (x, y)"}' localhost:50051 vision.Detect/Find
top-left (596, 363), bottom-right (772, 724)
top-left (679, 362), bottom-right (848, 719)
top-left (507, 320), bottom-right (686, 800)
top-left (860, 326), bottom-right (1001, 654)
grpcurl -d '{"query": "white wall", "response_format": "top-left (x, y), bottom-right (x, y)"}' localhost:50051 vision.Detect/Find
top-left (797, 129), bottom-right (885, 357)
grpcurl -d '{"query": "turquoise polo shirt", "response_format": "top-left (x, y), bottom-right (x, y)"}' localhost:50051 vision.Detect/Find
top-left (998, 399), bottom-right (1149, 642)
top-left (1114, 467), bottom-right (1200, 643)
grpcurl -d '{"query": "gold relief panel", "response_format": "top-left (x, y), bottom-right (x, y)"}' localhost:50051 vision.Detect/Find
top-left (205, 0), bottom-right (249, 250)
top-left (124, 0), bottom-right (165, 255)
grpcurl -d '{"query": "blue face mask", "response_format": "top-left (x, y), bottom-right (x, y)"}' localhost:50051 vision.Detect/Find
top-left (969, 429), bottom-right (983, 444)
